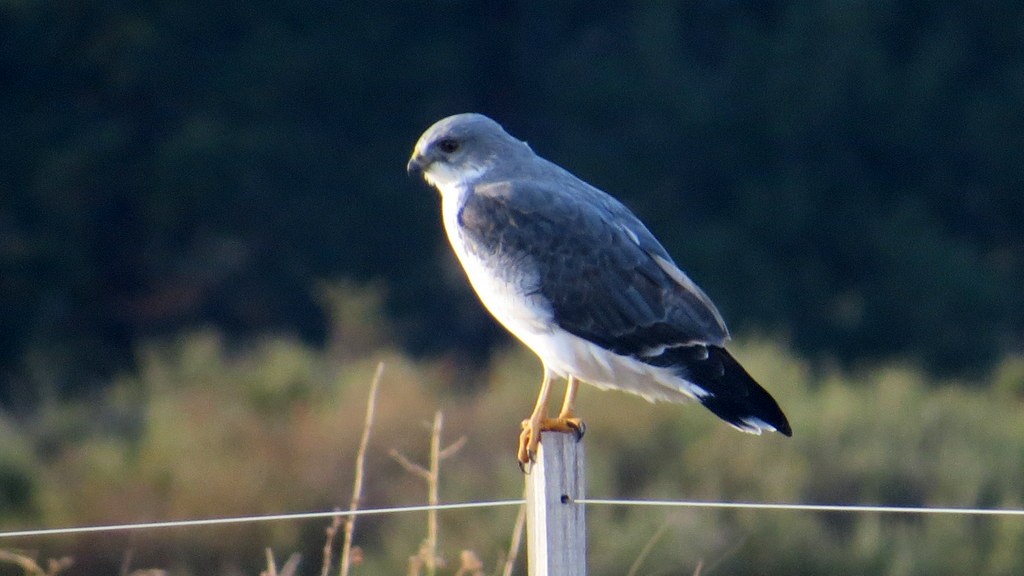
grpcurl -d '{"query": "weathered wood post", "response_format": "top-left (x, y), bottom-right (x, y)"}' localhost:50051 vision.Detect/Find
top-left (525, 432), bottom-right (586, 575)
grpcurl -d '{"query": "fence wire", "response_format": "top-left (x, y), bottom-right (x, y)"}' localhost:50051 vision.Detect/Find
top-left (3, 497), bottom-right (1024, 539)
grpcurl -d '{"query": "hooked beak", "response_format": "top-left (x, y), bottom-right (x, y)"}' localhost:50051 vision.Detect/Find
top-left (407, 154), bottom-right (429, 178)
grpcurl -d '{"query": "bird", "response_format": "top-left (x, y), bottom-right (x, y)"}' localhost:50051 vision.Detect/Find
top-left (407, 113), bottom-right (791, 467)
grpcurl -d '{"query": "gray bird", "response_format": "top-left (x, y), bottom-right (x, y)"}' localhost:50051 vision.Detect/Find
top-left (407, 113), bottom-right (791, 466)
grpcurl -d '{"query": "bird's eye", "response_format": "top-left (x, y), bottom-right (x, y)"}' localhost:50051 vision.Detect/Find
top-left (437, 138), bottom-right (460, 154)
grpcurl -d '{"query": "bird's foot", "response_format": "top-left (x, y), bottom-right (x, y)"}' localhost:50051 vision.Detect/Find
top-left (517, 415), bottom-right (586, 472)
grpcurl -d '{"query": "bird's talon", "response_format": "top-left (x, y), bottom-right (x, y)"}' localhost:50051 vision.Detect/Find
top-left (546, 415), bottom-right (585, 439)
top-left (568, 419), bottom-right (586, 441)
top-left (516, 415), bottom-right (585, 470)
top-left (517, 421), bottom-right (540, 472)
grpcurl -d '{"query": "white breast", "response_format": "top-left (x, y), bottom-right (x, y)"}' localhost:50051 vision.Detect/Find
top-left (439, 182), bottom-right (552, 341)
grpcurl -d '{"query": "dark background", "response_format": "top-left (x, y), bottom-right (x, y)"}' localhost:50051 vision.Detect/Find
top-left (3, 0), bottom-right (1023, 402)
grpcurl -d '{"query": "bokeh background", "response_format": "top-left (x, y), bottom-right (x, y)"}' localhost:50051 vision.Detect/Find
top-left (1, 2), bottom-right (1023, 575)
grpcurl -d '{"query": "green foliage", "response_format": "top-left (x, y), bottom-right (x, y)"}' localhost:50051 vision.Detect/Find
top-left (2, 2), bottom-right (1023, 394)
top-left (0, 421), bottom-right (38, 524)
top-left (1, 325), bottom-right (1022, 575)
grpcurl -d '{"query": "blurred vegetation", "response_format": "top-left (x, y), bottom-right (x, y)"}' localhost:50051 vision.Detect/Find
top-left (2, 1), bottom-right (1023, 401)
top-left (0, 285), bottom-right (1022, 575)
top-left (2, 1), bottom-right (1024, 572)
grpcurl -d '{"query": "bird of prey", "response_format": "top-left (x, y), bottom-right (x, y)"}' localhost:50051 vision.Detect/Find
top-left (407, 113), bottom-right (791, 466)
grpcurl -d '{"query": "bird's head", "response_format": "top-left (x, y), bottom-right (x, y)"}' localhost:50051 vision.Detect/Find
top-left (407, 113), bottom-right (532, 191)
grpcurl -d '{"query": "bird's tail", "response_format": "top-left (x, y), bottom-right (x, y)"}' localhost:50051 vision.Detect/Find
top-left (654, 345), bottom-right (792, 436)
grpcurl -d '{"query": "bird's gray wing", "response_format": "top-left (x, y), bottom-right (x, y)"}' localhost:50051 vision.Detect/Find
top-left (457, 178), bottom-right (729, 357)
top-left (459, 177), bottom-right (791, 437)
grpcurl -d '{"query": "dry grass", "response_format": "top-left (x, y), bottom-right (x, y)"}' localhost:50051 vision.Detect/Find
top-left (324, 360), bottom-right (385, 576)
top-left (0, 550), bottom-right (73, 576)
top-left (261, 548), bottom-right (300, 576)
top-left (390, 411), bottom-right (467, 576)
top-left (4, 326), bottom-right (1024, 575)
top-left (499, 497), bottom-right (527, 576)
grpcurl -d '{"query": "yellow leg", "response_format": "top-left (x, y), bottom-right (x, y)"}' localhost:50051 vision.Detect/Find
top-left (517, 372), bottom-right (587, 469)
top-left (557, 375), bottom-right (580, 419)
top-left (518, 368), bottom-right (554, 466)
top-left (553, 375), bottom-right (586, 439)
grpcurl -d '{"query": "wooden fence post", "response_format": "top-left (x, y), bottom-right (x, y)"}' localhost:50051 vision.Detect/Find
top-left (525, 432), bottom-right (586, 576)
